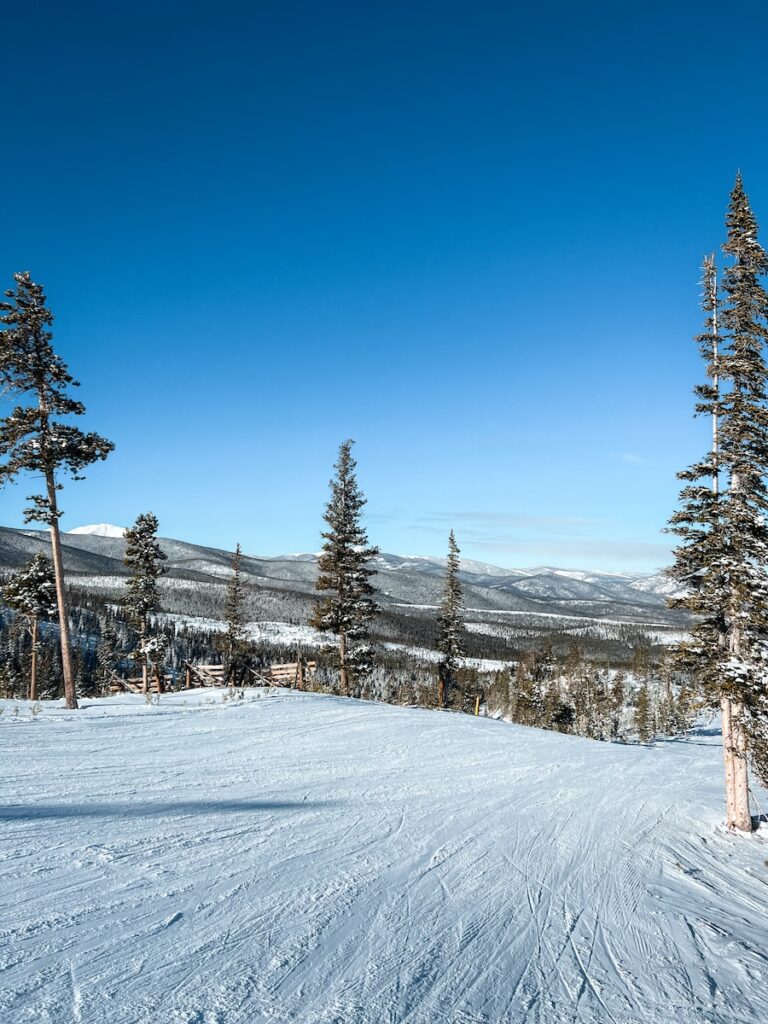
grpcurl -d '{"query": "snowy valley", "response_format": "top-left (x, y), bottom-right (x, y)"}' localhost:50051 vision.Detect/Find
top-left (0, 525), bottom-right (687, 667)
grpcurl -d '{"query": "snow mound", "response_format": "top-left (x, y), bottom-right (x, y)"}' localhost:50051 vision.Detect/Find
top-left (68, 523), bottom-right (126, 538)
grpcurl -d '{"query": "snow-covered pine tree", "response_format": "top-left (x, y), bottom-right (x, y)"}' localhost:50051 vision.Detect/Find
top-left (223, 543), bottom-right (250, 686)
top-left (124, 513), bottom-right (167, 694)
top-left (0, 273), bottom-right (114, 709)
top-left (1, 554), bottom-right (57, 700)
top-left (436, 529), bottom-right (464, 708)
top-left (668, 175), bottom-right (768, 831)
top-left (96, 616), bottom-right (121, 693)
top-left (634, 682), bottom-right (654, 744)
top-left (311, 440), bottom-right (379, 696)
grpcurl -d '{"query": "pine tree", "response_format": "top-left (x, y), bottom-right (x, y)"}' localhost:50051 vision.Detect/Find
top-left (609, 670), bottom-right (626, 741)
top-left (96, 616), bottom-right (121, 693)
top-left (124, 513), bottom-right (167, 693)
top-left (634, 682), bottom-right (654, 744)
top-left (311, 440), bottom-right (379, 696)
top-left (1, 554), bottom-right (57, 699)
top-left (514, 654), bottom-right (546, 727)
top-left (223, 543), bottom-right (250, 686)
top-left (0, 273), bottom-right (114, 708)
top-left (436, 530), bottom-right (464, 708)
top-left (668, 175), bottom-right (768, 830)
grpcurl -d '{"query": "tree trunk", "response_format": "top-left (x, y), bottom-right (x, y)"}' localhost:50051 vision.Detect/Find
top-left (721, 695), bottom-right (738, 827)
top-left (731, 701), bottom-right (752, 831)
top-left (140, 621), bottom-right (149, 694)
top-left (723, 461), bottom-right (752, 832)
top-left (30, 616), bottom-right (38, 702)
top-left (46, 472), bottom-right (77, 709)
top-left (339, 632), bottom-right (348, 696)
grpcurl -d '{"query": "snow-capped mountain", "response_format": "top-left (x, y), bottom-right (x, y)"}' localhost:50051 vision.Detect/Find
top-left (68, 523), bottom-right (126, 539)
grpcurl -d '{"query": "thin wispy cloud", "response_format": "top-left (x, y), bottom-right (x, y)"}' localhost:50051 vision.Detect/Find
top-left (369, 507), bottom-right (669, 572)
top-left (411, 511), bottom-right (600, 535)
top-left (477, 536), bottom-right (671, 566)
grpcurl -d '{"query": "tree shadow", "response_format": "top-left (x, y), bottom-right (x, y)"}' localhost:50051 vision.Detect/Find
top-left (0, 798), bottom-right (334, 822)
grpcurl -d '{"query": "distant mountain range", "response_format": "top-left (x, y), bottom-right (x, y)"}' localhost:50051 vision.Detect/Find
top-left (0, 524), bottom-right (683, 635)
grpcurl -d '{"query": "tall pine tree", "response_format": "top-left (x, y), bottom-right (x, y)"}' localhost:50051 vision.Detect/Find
top-left (223, 543), bottom-right (250, 686)
top-left (436, 530), bottom-right (464, 707)
top-left (0, 273), bottom-right (113, 708)
top-left (311, 440), bottom-right (379, 696)
top-left (668, 175), bottom-right (768, 831)
top-left (124, 512), bottom-right (167, 694)
top-left (1, 554), bottom-right (57, 700)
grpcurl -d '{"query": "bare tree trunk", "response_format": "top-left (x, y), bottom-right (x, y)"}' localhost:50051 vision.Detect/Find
top-left (731, 701), bottom-right (752, 831)
top-left (30, 616), bottom-right (38, 701)
top-left (46, 471), bottom-right (77, 709)
top-left (724, 629), bottom-right (752, 831)
top-left (339, 631), bottom-right (348, 696)
top-left (139, 619), bottom-right (149, 694)
top-left (721, 695), bottom-right (738, 827)
top-left (723, 450), bottom-right (752, 830)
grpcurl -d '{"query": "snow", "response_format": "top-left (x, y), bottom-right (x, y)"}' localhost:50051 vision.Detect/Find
top-left (158, 613), bottom-right (332, 648)
top-left (630, 573), bottom-right (685, 597)
top-left (68, 524), bottom-right (126, 539)
top-left (1, 691), bottom-right (766, 1024)
top-left (395, 602), bottom-right (681, 631)
top-left (382, 641), bottom-right (511, 672)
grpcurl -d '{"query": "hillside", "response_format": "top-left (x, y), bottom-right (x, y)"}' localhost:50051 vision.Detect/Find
top-left (1, 690), bottom-right (765, 1023)
top-left (0, 526), bottom-right (687, 659)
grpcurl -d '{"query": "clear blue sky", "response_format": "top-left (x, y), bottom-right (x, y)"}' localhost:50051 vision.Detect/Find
top-left (1, 1), bottom-right (767, 572)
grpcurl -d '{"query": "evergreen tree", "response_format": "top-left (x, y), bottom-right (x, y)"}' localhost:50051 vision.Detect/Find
top-left (0, 273), bottom-right (114, 708)
top-left (311, 440), bottom-right (379, 696)
top-left (668, 176), bottom-right (768, 830)
top-left (124, 513), bottom-right (167, 693)
top-left (514, 654), bottom-right (546, 727)
top-left (96, 616), bottom-right (121, 693)
top-left (1, 554), bottom-right (57, 700)
top-left (674, 684), bottom-right (696, 736)
top-left (634, 682), bottom-right (654, 744)
top-left (436, 530), bottom-right (464, 707)
top-left (609, 670), bottom-right (627, 741)
top-left (223, 543), bottom-right (250, 686)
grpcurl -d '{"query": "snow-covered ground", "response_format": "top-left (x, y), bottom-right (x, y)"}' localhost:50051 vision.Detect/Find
top-left (157, 613), bottom-right (331, 649)
top-left (1, 691), bottom-right (766, 1024)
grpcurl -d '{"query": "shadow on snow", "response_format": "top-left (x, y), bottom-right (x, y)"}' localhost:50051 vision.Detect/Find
top-left (0, 798), bottom-right (335, 822)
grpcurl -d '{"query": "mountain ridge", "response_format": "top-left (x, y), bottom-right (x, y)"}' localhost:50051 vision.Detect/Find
top-left (1, 524), bottom-right (680, 621)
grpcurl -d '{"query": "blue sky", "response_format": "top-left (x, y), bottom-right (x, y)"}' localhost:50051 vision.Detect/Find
top-left (1, 1), bottom-right (767, 572)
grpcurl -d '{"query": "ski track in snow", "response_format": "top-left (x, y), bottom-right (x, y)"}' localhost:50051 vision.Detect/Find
top-left (1, 691), bottom-right (766, 1024)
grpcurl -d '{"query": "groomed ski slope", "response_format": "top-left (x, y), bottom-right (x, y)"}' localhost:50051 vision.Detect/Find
top-left (1, 691), bottom-right (766, 1024)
